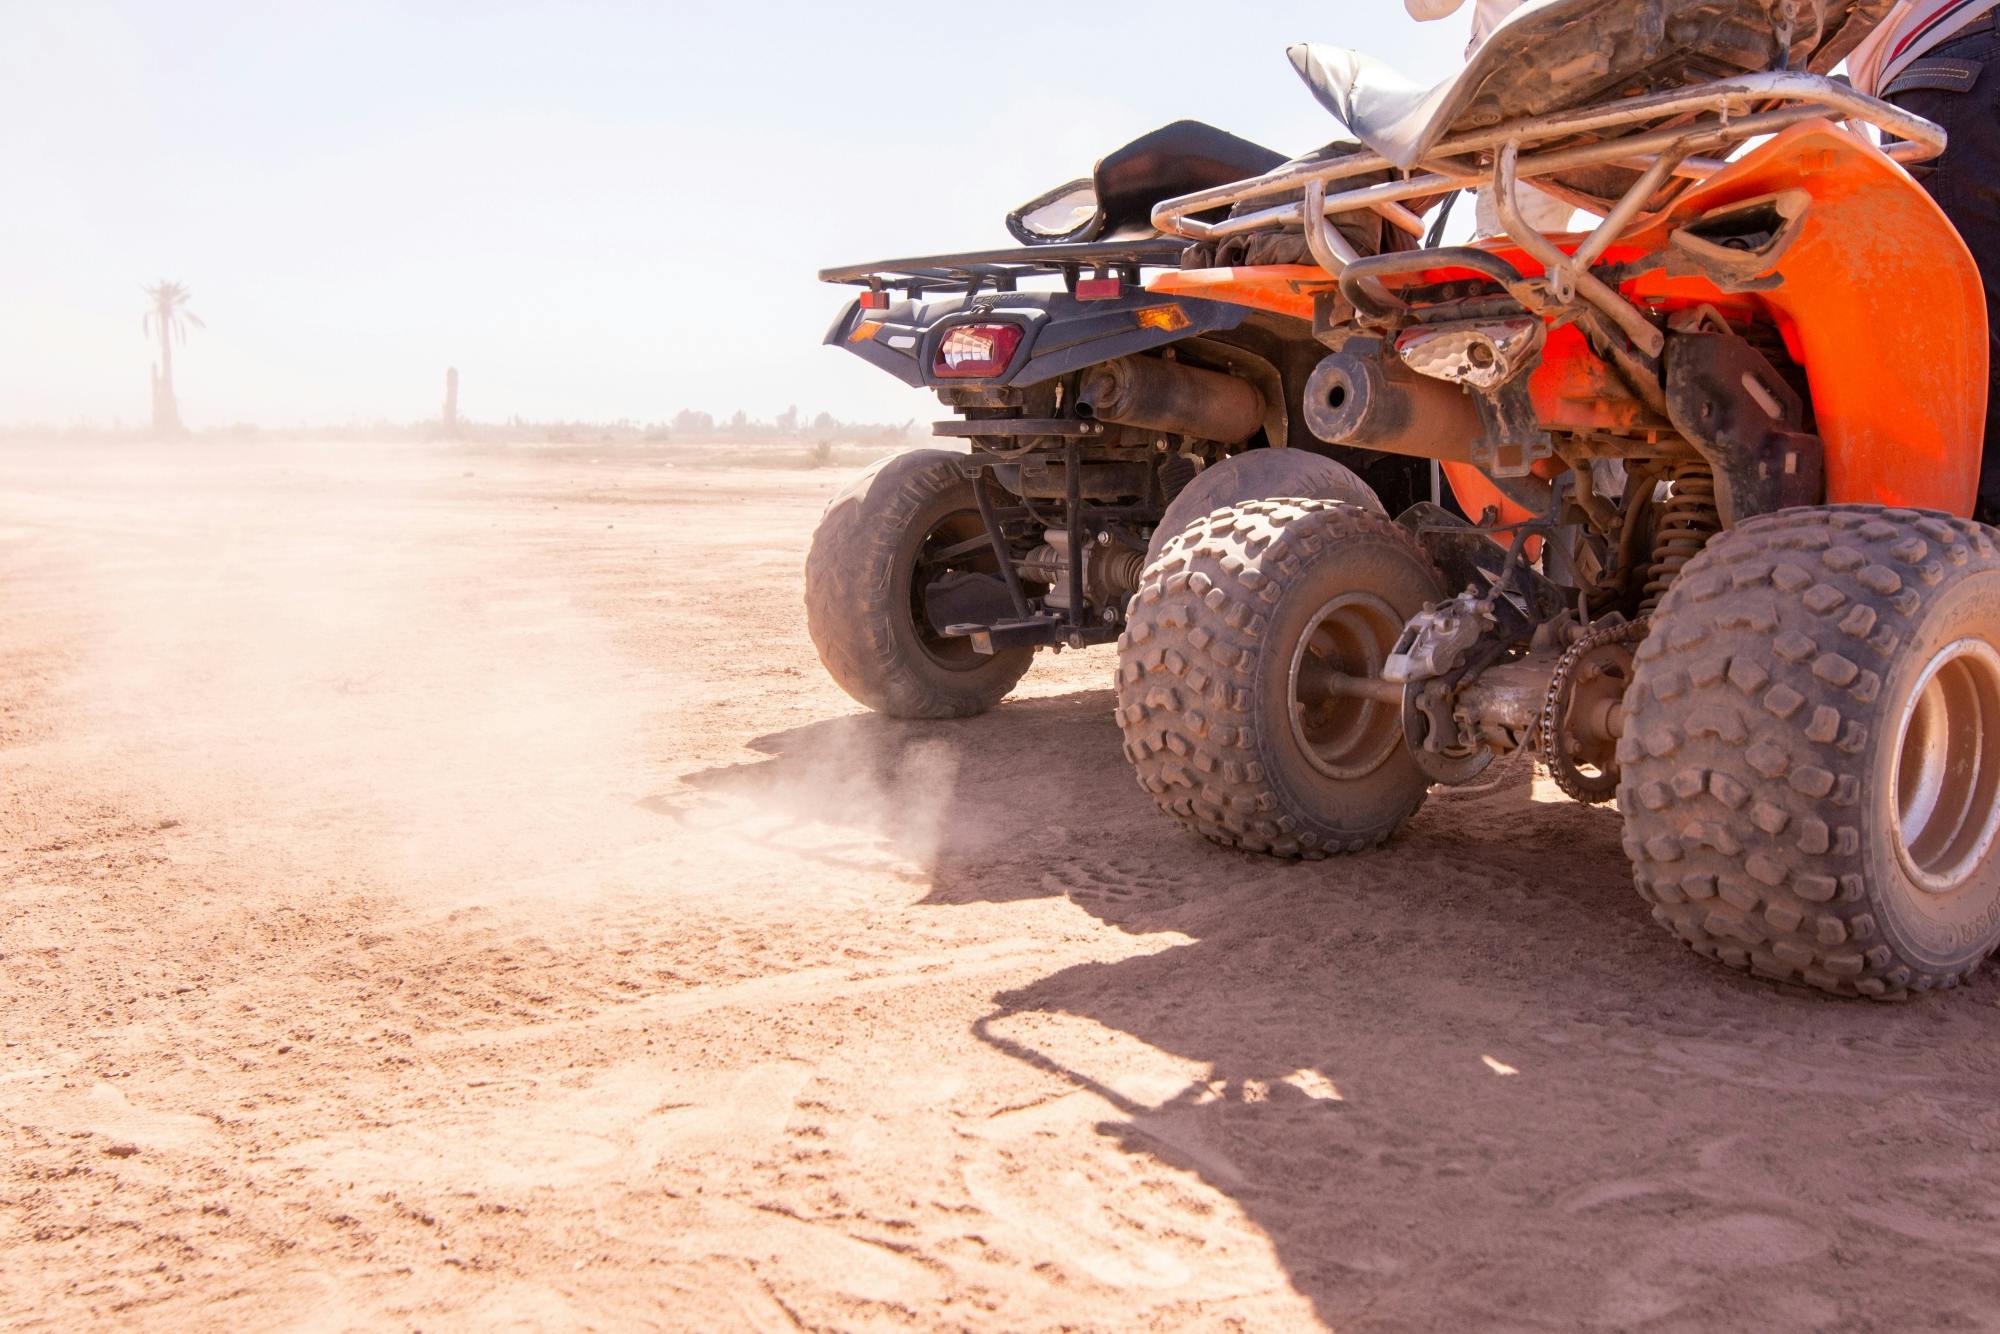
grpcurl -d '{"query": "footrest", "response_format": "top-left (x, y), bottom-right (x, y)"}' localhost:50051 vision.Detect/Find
top-left (943, 616), bottom-right (1120, 654)
top-left (944, 617), bottom-right (1062, 654)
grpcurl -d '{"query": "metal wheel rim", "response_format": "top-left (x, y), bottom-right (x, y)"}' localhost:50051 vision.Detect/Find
top-left (1892, 637), bottom-right (2000, 895)
top-left (1287, 592), bottom-right (1405, 781)
top-left (908, 508), bottom-right (998, 672)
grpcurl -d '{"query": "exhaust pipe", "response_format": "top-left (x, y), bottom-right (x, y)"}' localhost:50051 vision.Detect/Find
top-left (1304, 350), bottom-right (1483, 460)
top-left (1076, 356), bottom-right (1263, 444)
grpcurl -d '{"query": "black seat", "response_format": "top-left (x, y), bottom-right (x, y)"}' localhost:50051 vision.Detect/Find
top-left (1092, 121), bottom-right (1289, 237)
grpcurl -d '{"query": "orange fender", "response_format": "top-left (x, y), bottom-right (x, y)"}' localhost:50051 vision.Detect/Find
top-left (1620, 123), bottom-right (1987, 514)
top-left (1154, 121), bottom-right (1987, 517)
top-left (1147, 264), bottom-right (1329, 321)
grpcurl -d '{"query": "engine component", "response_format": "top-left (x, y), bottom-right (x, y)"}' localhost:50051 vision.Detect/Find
top-left (1396, 318), bottom-right (1545, 391)
top-left (1019, 529), bottom-right (1147, 615)
top-left (1539, 619), bottom-right (1646, 804)
top-left (1454, 656), bottom-right (1554, 742)
top-left (1302, 346), bottom-right (1484, 460)
top-left (1404, 648), bottom-right (1578, 786)
top-left (1075, 355), bottom-right (1264, 444)
top-left (1007, 457), bottom-right (1152, 502)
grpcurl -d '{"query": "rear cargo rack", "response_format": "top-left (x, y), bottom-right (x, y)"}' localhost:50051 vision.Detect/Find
top-left (819, 238), bottom-right (1189, 299)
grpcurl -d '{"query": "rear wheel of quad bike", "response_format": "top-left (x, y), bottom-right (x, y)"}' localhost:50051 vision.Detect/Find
top-left (1145, 449), bottom-right (1384, 563)
top-left (1620, 506), bottom-right (2000, 998)
top-left (805, 449), bottom-right (1034, 719)
top-left (1117, 498), bottom-right (1443, 858)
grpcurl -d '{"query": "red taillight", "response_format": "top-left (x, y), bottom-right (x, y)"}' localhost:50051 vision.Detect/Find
top-left (933, 323), bottom-right (1024, 378)
top-left (1076, 277), bottom-right (1122, 301)
top-left (858, 288), bottom-right (890, 311)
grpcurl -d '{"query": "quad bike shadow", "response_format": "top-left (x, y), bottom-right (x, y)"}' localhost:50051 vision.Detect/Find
top-left (673, 685), bottom-right (1615, 922)
top-left (677, 694), bottom-right (2000, 1323)
top-left (974, 916), bottom-right (2000, 1328)
top-left (673, 689), bottom-right (1147, 897)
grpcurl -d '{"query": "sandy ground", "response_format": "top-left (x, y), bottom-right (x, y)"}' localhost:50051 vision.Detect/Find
top-left (5, 438), bottom-right (2000, 1332)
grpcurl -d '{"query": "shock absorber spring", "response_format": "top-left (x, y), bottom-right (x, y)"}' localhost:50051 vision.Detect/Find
top-left (1641, 461), bottom-right (1720, 612)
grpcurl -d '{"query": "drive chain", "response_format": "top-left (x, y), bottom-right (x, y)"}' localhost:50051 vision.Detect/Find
top-left (1539, 617), bottom-right (1650, 804)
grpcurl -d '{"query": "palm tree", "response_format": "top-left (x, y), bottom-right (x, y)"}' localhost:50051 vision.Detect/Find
top-left (142, 280), bottom-right (203, 436)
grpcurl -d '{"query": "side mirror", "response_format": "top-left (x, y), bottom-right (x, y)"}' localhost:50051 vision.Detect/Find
top-left (1006, 178), bottom-right (1104, 246)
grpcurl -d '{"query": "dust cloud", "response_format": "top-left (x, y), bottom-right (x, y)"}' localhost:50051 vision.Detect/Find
top-left (685, 719), bottom-right (965, 886)
top-left (27, 437), bottom-right (967, 916)
top-left (39, 440), bottom-right (671, 909)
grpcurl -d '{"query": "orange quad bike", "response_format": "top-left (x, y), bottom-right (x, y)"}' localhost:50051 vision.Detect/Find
top-left (1114, 0), bottom-right (2000, 998)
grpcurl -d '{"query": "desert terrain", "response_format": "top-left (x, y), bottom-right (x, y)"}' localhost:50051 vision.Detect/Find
top-left (5, 437), bottom-right (2000, 1331)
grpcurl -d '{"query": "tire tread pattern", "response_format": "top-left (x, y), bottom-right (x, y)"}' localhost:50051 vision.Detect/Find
top-left (1115, 498), bottom-right (1438, 859)
top-left (804, 450), bottom-right (1032, 719)
top-left (1619, 505), bottom-right (2000, 999)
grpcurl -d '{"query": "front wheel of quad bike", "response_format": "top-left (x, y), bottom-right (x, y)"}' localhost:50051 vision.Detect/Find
top-left (1116, 499), bottom-right (1444, 858)
top-left (1620, 506), bottom-right (2000, 998)
top-left (1145, 448), bottom-right (1384, 564)
top-left (805, 449), bottom-right (1034, 719)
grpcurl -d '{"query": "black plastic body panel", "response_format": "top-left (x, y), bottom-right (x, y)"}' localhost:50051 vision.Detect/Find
top-left (826, 289), bottom-right (1252, 390)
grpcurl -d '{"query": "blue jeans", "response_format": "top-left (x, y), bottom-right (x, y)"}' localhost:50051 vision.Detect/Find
top-left (1886, 20), bottom-right (2000, 520)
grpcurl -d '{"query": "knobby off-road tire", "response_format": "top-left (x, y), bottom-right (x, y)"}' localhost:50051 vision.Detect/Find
top-left (1620, 506), bottom-right (2000, 998)
top-left (805, 449), bottom-right (1033, 719)
top-left (1117, 499), bottom-right (1444, 858)
top-left (1145, 449), bottom-right (1384, 564)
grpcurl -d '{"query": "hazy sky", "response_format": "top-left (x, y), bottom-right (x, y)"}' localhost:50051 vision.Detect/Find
top-left (2, 2), bottom-right (1467, 429)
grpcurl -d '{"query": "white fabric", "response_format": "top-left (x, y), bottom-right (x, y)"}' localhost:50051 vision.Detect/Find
top-left (1849, 0), bottom-right (1996, 94)
top-left (1473, 183), bottom-right (1575, 238)
top-left (1403, 0), bottom-right (1571, 234)
top-left (1405, 0), bottom-right (1532, 53)
top-left (1408, 0), bottom-right (1576, 235)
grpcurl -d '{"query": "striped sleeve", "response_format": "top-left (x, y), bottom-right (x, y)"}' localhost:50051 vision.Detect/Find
top-left (1851, 0), bottom-right (1994, 95)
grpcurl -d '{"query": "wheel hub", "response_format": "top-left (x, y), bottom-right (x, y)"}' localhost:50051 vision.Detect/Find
top-left (1892, 637), bottom-right (2000, 895)
top-left (1288, 593), bottom-right (1406, 780)
top-left (910, 509), bottom-right (1009, 670)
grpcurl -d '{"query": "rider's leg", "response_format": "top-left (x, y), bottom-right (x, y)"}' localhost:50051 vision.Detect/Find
top-left (1886, 18), bottom-right (2000, 523)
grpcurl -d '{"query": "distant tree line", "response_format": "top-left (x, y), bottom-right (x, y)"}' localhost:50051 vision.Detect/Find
top-left (663, 406), bottom-right (913, 443)
top-left (98, 279), bottom-right (916, 447)
top-left (2, 404), bottom-right (918, 446)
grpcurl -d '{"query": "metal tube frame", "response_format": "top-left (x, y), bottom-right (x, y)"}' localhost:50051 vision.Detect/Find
top-left (1149, 69), bottom-right (1946, 357)
top-left (970, 471), bottom-right (1033, 621)
top-left (1063, 440), bottom-right (1086, 635)
top-left (1167, 104), bottom-right (1909, 251)
top-left (1492, 141), bottom-right (1669, 358)
top-left (1150, 71), bottom-right (1944, 245)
